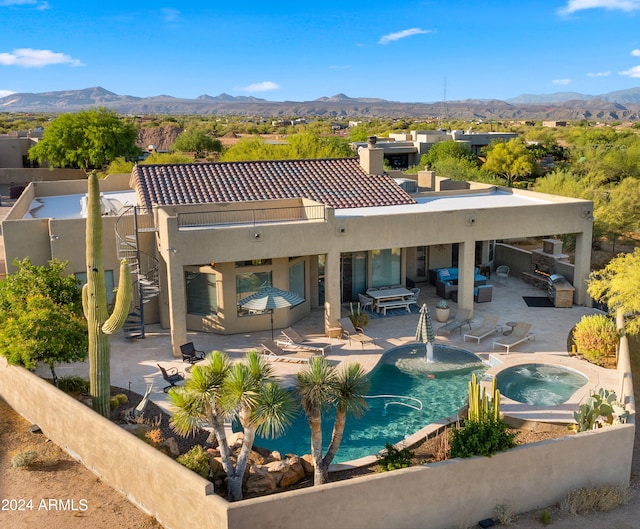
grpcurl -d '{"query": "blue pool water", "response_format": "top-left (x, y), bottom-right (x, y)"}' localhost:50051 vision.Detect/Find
top-left (254, 344), bottom-right (486, 463)
top-left (496, 363), bottom-right (588, 406)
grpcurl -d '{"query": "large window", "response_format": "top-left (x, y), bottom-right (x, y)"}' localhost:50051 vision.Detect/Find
top-left (289, 261), bottom-right (305, 302)
top-left (237, 271), bottom-right (272, 315)
top-left (185, 271), bottom-right (217, 316)
top-left (372, 248), bottom-right (401, 288)
top-left (75, 270), bottom-right (115, 305)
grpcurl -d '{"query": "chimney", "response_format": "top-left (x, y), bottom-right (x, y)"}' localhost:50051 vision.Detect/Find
top-left (359, 136), bottom-right (384, 175)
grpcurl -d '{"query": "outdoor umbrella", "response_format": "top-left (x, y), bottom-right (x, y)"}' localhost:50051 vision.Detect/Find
top-left (415, 303), bottom-right (435, 363)
top-left (239, 286), bottom-right (304, 339)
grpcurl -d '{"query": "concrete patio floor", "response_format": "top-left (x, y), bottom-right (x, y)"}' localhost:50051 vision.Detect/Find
top-left (41, 273), bottom-right (617, 423)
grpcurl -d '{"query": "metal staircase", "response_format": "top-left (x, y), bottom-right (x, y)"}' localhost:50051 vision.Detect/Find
top-left (115, 206), bottom-right (159, 340)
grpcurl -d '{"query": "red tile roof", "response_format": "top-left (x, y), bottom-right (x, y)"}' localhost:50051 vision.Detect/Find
top-left (131, 158), bottom-right (416, 210)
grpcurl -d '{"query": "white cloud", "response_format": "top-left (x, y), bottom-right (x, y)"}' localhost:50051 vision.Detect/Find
top-left (0, 48), bottom-right (84, 68)
top-left (631, 49), bottom-right (640, 56)
top-left (161, 8), bottom-right (180, 22)
top-left (587, 71), bottom-right (611, 77)
top-left (0, 0), bottom-right (49, 8)
top-left (620, 65), bottom-right (640, 77)
top-left (559, 0), bottom-right (640, 14)
top-left (378, 28), bottom-right (431, 45)
top-left (0, 90), bottom-right (15, 98)
top-left (552, 78), bottom-right (572, 85)
top-left (241, 81), bottom-right (280, 93)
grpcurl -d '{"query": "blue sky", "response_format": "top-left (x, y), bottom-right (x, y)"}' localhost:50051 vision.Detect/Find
top-left (1, 0), bottom-right (640, 103)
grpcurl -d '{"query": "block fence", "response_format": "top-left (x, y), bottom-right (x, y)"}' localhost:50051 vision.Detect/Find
top-left (0, 343), bottom-right (634, 529)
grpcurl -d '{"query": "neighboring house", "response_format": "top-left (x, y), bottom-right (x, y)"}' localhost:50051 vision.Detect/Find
top-left (352, 129), bottom-right (519, 168)
top-left (1, 140), bottom-right (594, 355)
top-left (0, 130), bottom-right (43, 169)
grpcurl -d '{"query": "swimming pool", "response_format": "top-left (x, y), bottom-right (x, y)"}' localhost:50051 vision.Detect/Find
top-left (254, 344), bottom-right (486, 463)
top-left (496, 363), bottom-right (588, 406)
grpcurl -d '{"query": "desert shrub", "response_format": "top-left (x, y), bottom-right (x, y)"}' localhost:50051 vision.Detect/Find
top-left (572, 314), bottom-right (618, 366)
top-left (11, 449), bottom-right (38, 469)
top-left (145, 428), bottom-right (165, 446)
top-left (57, 375), bottom-right (90, 394)
top-left (176, 445), bottom-right (210, 478)
top-left (349, 302), bottom-right (369, 329)
top-left (494, 503), bottom-right (515, 525)
top-left (449, 419), bottom-right (517, 458)
top-left (560, 484), bottom-right (630, 515)
top-left (377, 442), bottom-right (413, 471)
top-left (539, 510), bottom-right (551, 525)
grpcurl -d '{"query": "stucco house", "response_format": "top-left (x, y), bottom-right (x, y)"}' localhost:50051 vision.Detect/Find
top-left (1, 139), bottom-right (594, 355)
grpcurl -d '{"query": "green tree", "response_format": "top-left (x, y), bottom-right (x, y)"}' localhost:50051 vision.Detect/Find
top-left (169, 350), bottom-right (296, 501)
top-left (0, 258), bottom-right (87, 384)
top-left (105, 157), bottom-right (135, 175)
top-left (29, 108), bottom-right (141, 170)
top-left (296, 357), bottom-right (370, 485)
top-left (588, 248), bottom-right (640, 336)
top-left (590, 178), bottom-right (640, 253)
top-left (423, 140), bottom-right (478, 167)
top-left (173, 126), bottom-right (223, 157)
top-left (482, 139), bottom-right (535, 186)
top-left (221, 132), bottom-right (352, 162)
top-left (141, 152), bottom-right (202, 165)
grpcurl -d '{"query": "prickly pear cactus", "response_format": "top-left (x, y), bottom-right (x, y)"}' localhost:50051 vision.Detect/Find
top-left (82, 171), bottom-right (132, 417)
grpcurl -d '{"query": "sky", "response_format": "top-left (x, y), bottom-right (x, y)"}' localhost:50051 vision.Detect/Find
top-left (1, 0), bottom-right (640, 103)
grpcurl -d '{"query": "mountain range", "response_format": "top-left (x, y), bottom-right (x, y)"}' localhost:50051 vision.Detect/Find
top-left (2, 86), bottom-right (640, 121)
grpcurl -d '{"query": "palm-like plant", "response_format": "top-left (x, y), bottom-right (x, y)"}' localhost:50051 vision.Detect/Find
top-left (169, 350), bottom-right (297, 501)
top-left (296, 357), bottom-right (370, 485)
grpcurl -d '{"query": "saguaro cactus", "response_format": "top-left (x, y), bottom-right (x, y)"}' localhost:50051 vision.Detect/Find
top-left (82, 171), bottom-right (132, 417)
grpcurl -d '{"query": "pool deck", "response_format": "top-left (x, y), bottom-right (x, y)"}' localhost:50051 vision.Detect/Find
top-left (39, 272), bottom-right (618, 427)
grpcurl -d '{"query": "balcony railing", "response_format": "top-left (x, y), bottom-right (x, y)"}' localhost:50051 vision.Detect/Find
top-left (177, 204), bottom-right (326, 229)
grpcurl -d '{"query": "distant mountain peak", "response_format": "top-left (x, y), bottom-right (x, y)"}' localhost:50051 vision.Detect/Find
top-left (1, 86), bottom-right (639, 120)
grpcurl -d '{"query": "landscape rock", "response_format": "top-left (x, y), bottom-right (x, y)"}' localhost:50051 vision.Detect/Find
top-left (162, 437), bottom-right (180, 457)
top-left (300, 454), bottom-right (315, 474)
top-left (279, 461), bottom-right (306, 488)
top-left (245, 465), bottom-right (276, 494)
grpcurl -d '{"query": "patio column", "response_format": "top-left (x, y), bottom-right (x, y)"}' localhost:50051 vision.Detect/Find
top-left (456, 240), bottom-right (475, 316)
top-left (324, 250), bottom-right (342, 334)
top-left (162, 216), bottom-right (188, 357)
top-left (573, 227), bottom-right (592, 306)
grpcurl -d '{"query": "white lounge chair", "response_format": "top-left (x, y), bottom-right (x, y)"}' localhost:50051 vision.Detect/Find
top-left (463, 314), bottom-right (500, 344)
top-left (339, 318), bottom-right (376, 349)
top-left (261, 340), bottom-right (315, 363)
top-left (493, 322), bottom-right (535, 352)
top-left (277, 327), bottom-right (330, 355)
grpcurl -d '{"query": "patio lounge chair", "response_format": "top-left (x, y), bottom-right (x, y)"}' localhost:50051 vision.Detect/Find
top-left (277, 327), bottom-right (331, 355)
top-left (261, 340), bottom-right (315, 363)
top-left (493, 322), bottom-right (535, 352)
top-left (463, 314), bottom-right (500, 344)
top-left (180, 342), bottom-right (206, 364)
top-left (436, 308), bottom-right (472, 337)
top-left (157, 364), bottom-right (184, 393)
top-left (339, 318), bottom-right (376, 349)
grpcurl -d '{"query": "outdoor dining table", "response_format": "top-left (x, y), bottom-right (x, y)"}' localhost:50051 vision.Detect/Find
top-left (367, 287), bottom-right (416, 314)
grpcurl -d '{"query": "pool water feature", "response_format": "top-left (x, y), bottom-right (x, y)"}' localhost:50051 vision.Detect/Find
top-left (496, 363), bottom-right (588, 406)
top-left (255, 344), bottom-right (486, 463)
